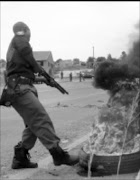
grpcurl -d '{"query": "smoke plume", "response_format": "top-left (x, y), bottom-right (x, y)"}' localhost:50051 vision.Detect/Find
top-left (127, 21), bottom-right (140, 76)
top-left (94, 21), bottom-right (140, 91)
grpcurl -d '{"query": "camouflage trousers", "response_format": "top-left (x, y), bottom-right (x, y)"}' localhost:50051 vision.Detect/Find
top-left (12, 84), bottom-right (60, 150)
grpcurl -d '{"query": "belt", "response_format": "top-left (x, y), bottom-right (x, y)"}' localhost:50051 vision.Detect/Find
top-left (18, 76), bottom-right (33, 85)
top-left (8, 75), bottom-right (33, 85)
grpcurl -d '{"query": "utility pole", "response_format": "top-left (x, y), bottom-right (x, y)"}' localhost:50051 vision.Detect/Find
top-left (93, 46), bottom-right (94, 67)
top-left (93, 46), bottom-right (94, 59)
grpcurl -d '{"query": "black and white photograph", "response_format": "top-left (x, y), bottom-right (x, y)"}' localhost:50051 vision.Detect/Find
top-left (0, 1), bottom-right (140, 180)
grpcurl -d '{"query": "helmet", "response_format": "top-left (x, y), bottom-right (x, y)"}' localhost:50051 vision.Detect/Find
top-left (13, 22), bottom-right (30, 35)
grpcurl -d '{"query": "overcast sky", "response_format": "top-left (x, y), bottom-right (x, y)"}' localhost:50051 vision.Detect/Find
top-left (0, 1), bottom-right (139, 62)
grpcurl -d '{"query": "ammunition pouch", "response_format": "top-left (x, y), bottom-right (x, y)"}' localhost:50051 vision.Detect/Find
top-left (0, 86), bottom-right (16, 107)
top-left (0, 75), bottom-right (34, 107)
top-left (0, 75), bottom-right (20, 107)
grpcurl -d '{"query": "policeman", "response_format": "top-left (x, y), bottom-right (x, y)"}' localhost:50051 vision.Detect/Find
top-left (69, 72), bottom-right (72, 82)
top-left (6, 22), bottom-right (79, 169)
top-left (79, 72), bottom-right (82, 82)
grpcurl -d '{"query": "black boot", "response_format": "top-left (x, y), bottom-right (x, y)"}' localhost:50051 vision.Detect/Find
top-left (49, 144), bottom-right (79, 166)
top-left (11, 142), bottom-right (38, 169)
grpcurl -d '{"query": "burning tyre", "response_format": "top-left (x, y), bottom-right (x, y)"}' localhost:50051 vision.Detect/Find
top-left (78, 60), bottom-right (140, 176)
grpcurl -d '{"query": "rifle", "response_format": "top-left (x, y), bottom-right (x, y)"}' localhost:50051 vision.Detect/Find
top-left (40, 70), bottom-right (69, 95)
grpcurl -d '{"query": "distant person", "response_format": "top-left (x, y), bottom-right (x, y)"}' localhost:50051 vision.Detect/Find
top-left (79, 72), bottom-right (85, 82)
top-left (60, 71), bottom-right (63, 79)
top-left (69, 72), bottom-right (72, 82)
top-left (82, 73), bottom-right (85, 81)
top-left (4, 21), bottom-right (79, 170)
top-left (79, 72), bottom-right (82, 82)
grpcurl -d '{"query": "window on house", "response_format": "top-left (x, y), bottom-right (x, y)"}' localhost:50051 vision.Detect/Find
top-left (37, 61), bottom-right (44, 66)
top-left (40, 61), bottom-right (44, 66)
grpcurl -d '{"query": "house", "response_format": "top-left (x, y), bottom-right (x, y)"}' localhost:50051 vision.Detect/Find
top-left (55, 59), bottom-right (73, 70)
top-left (86, 57), bottom-right (96, 68)
top-left (33, 51), bottom-right (54, 76)
top-left (63, 59), bottom-right (73, 68)
top-left (73, 58), bottom-right (80, 65)
top-left (55, 59), bottom-right (64, 70)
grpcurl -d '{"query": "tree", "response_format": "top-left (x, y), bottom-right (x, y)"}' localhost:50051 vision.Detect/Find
top-left (73, 58), bottom-right (80, 65)
top-left (107, 54), bottom-right (112, 61)
top-left (120, 51), bottom-right (127, 61)
top-left (107, 54), bottom-right (119, 62)
top-left (96, 57), bottom-right (106, 62)
top-left (54, 59), bottom-right (63, 71)
top-left (55, 59), bottom-right (63, 63)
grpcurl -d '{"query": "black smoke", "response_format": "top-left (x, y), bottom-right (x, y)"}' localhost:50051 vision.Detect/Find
top-left (127, 21), bottom-right (140, 76)
top-left (93, 22), bottom-right (140, 91)
top-left (127, 40), bottom-right (140, 77)
top-left (93, 61), bottom-right (130, 90)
